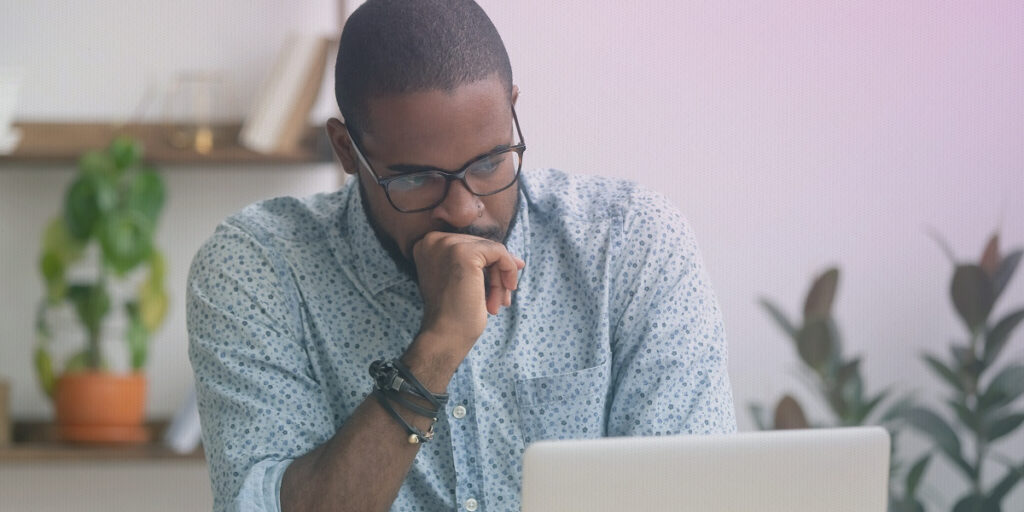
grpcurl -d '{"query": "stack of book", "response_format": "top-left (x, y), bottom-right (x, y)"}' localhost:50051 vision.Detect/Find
top-left (240, 33), bottom-right (337, 154)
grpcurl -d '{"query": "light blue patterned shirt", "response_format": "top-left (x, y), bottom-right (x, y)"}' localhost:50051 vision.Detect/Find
top-left (187, 168), bottom-right (736, 512)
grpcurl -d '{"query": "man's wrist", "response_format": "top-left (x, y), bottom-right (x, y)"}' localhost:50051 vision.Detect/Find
top-left (400, 331), bottom-right (465, 394)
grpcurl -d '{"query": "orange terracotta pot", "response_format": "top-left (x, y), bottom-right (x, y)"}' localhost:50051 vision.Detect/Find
top-left (54, 371), bottom-right (149, 444)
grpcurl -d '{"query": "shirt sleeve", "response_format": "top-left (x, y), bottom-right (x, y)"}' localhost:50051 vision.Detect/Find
top-left (187, 219), bottom-right (335, 512)
top-left (606, 188), bottom-right (737, 437)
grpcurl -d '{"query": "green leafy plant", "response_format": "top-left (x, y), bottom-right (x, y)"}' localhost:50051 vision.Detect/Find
top-left (33, 136), bottom-right (169, 396)
top-left (752, 268), bottom-right (925, 511)
top-left (901, 232), bottom-right (1024, 512)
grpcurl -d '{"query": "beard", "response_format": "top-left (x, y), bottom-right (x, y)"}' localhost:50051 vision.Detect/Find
top-left (358, 179), bottom-right (520, 282)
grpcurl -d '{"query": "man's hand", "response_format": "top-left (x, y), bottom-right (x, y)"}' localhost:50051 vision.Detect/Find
top-left (411, 231), bottom-right (525, 361)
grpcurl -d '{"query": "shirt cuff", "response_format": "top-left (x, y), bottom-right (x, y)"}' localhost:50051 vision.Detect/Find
top-left (230, 458), bottom-right (294, 512)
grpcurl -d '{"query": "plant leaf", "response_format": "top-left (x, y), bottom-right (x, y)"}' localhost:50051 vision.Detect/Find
top-left (986, 412), bottom-right (1024, 443)
top-left (64, 350), bottom-right (90, 373)
top-left (41, 216), bottom-right (85, 265)
top-left (951, 345), bottom-right (982, 393)
top-left (924, 353), bottom-right (963, 392)
top-left (97, 209), bottom-right (154, 275)
top-left (993, 249), bottom-right (1022, 300)
top-left (890, 500), bottom-right (926, 512)
top-left (748, 403), bottom-right (768, 431)
top-left (67, 283), bottom-right (110, 339)
top-left (984, 308), bottom-right (1024, 367)
top-left (988, 463), bottom-right (1024, 503)
top-left (880, 394), bottom-right (917, 424)
top-left (125, 301), bottom-right (150, 370)
top-left (837, 358), bottom-right (861, 388)
top-left (63, 173), bottom-right (116, 241)
top-left (797, 318), bottom-right (834, 370)
top-left (980, 364), bottom-right (1024, 412)
top-left (38, 250), bottom-right (66, 304)
top-left (33, 346), bottom-right (55, 399)
top-left (901, 406), bottom-right (974, 478)
top-left (952, 494), bottom-right (996, 512)
top-left (980, 233), bottom-right (1001, 278)
top-left (905, 454), bottom-right (931, 498)
top-left (773, 395), bottom-right (809, 429)
top-left (126, 167), bottom-right (165, 227)
top-left (951, 265), bottom-right (995, 334)
top-left (759, 298), bottom-right (798, 339)
top-left (77, 149), bottom-right (117, 178)
top-left (804, 267), bottom-right (839, 319)
top-left (138, 281), bottom-right (168, 332)
top-left (927, 227), bottom-right (957, 264)
top-left (109, 135), bottom-right (143, 169)
top-left (948, 398), bottom-right (978, 434)
top-left (858, 390), bottom-right (888, 424)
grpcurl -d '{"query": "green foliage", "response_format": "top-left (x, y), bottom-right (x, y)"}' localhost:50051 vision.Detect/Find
top-left (754, 268), bottom-right (897, 428)
top-left (751, 267), bottom-right (921, 511)
top-left (905, 232), bottom-right (1024, 512)
top-left (33, 136), bottom-right (169, 391)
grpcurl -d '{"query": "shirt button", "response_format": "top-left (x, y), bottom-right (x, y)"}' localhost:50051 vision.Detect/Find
top-left (464, 497), bottom-right (478, 511)
top-left (452, 405), bottom-right (467, 419)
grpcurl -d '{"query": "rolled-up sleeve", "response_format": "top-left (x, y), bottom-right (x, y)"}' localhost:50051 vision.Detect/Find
top-left (187, 220), bottom-right (334, 512)
top-left (606, 189), bottom-right (737, 437)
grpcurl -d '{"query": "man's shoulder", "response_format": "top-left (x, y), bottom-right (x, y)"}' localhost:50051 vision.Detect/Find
top-left (520, 168), bottom-right (670, 224)
top-left (220, 188), bottom-right (347, 244)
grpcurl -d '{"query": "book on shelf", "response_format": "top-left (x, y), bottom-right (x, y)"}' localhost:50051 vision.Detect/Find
top-left (240, 33), bottom-right (333, 154)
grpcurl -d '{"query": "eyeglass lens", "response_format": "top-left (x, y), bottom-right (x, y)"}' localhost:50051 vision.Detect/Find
top-left (386, 150), bottom-right (522, 212)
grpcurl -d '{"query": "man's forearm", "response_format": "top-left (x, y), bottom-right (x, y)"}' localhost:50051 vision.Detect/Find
top-left (279, 336), bottom-right (459, 512)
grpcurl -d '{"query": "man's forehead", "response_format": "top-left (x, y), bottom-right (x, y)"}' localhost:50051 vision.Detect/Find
top-left (359, 78), bottom-right (513, 164)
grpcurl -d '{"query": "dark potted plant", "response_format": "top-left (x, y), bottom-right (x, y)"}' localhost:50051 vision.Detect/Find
top-left (901, 232), bottom-right (1024, 512)
top-left (753, 267), bottom-right (925, 511)
top-left (33, 136), bottom-right (168, 443)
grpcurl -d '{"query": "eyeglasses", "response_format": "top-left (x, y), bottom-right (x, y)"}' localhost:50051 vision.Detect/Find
top-left (347, 105), bottom-right (526, 213)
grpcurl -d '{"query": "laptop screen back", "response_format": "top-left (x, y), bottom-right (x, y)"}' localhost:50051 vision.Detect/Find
top-left (521, 426), bottom-right (890, 512)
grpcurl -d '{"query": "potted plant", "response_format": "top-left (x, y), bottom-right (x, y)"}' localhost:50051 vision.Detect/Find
top-left (901, 232), bottom-right (1024, 512)
top-left (33, 136), bottom-right (168, 443)
top-left (752, 267), bottom-right (923, 511)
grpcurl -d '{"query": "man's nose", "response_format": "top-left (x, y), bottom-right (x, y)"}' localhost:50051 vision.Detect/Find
top-left (431, 179), bottom-right (480, 228)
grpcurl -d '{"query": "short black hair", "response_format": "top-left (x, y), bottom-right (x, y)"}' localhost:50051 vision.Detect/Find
top-left (335, 0), bottom-right (514, 140)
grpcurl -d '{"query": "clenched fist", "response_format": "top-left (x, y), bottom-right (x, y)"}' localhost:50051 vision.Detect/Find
top-left (411, 231), bottom-right (525, 361)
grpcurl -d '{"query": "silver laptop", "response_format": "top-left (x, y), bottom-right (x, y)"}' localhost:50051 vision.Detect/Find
top-left (521, 426), bottom-right (890, 512)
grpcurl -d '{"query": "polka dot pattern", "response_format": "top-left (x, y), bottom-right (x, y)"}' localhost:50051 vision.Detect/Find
top-left (187, 168), bottom-right (737, 511)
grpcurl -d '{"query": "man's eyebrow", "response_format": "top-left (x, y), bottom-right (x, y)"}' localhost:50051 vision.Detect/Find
top-left (385, 144), bottom-right (511, 174)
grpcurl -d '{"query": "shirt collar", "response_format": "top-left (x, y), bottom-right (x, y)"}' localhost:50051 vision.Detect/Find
top-left (333, 177), bottom-right (531, 297)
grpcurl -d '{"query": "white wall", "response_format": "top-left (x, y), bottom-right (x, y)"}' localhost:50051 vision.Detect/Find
top-left (479, 0), bottom-right (1024, 506)
top-left (2, 0), bottom-right (1023, 509)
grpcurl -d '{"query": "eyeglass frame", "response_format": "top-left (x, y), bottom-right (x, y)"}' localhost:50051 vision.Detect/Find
top-left (346, 105), bottom-right (526, 213)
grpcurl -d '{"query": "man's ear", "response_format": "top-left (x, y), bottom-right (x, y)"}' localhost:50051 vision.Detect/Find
top-left (325, 118), bottom-right (359, 176)
top-left (511, 84), bottom-right (520, 107)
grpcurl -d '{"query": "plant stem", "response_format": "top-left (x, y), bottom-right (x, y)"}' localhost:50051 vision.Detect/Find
top-left (968, 329), bottom-right (984, 497)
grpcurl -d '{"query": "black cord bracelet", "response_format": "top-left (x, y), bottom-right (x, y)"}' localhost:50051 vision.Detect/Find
top-left (372, 389), bottom-right (435, 444)
top-left (391, 359), bottom-right (449, 407)
top-left (383, 388), bottom-right (440, 418)
top-left (369, 359), bottom-right (449, 411)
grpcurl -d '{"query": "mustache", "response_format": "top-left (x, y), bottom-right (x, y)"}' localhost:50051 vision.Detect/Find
top-left (439, 223), bottom-right (504, 243)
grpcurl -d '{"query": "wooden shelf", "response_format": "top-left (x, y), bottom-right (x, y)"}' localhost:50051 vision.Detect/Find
top-left (0, 122), bottom-right (334, 166)
top-left (0, 419), bottom-right (204, 462)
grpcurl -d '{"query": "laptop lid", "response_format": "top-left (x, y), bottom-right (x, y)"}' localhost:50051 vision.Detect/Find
top-left (521, 426), bottom-right (890, 512)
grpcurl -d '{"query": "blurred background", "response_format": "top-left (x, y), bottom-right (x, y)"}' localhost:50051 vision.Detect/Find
top-left (1, 0), bottom-right (1022, 510)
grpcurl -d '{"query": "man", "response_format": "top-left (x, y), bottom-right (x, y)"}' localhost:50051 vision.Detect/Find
top-left (186, 1), bottom-right (736, 510)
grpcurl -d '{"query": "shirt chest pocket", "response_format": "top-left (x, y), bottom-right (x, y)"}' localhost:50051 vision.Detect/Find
top-left (515, 361), bottom-right (610, 445)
